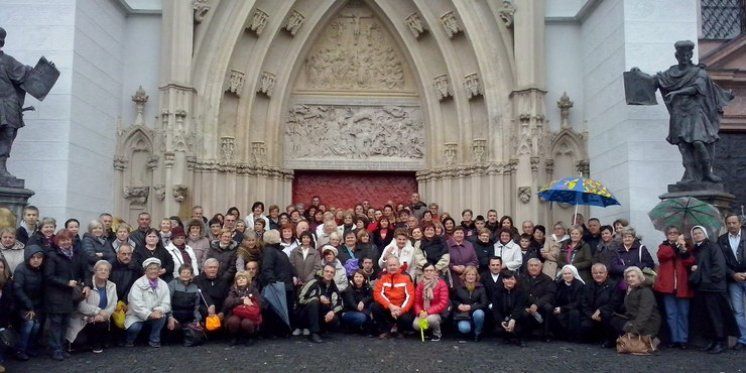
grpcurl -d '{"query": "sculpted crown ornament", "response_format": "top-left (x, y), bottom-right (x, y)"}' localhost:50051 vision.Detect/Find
top-left (464, 73), bottom-right (482, 99)
top-left (404, 12), bottom-right (427, 39)
top-left (247, 9), bottom-right (269, 35)
top-left (440, 11), bottom-right (463, 38)
top-left (258, 71), bottom-right (276, 97)
top-left (497, 0), bottom-right (516, 28)
top-left (284, 10), bottom-right (305, 36)
top-left (193, 0), bottom-right (210, 23)
top-left (226, 69), bottom-right (245, 96)
top-left (433, 74), bottom-right (452, 101)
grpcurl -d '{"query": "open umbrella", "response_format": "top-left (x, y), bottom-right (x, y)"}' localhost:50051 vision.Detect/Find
top-left (538, 176), bottom-right (620, 221)
top-left (648, 197), bottom-right (723, 239)
top-left (261, 281), bottom-right (291, 328)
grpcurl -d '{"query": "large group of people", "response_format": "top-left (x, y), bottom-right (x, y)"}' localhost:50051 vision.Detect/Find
top-left (0, 193), bottom-right (744, 370)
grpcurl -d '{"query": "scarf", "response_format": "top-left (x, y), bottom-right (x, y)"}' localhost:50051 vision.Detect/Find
top-left (421, 276), bottom-right (438, 310)
top-left (59, 246), bottom-right (74, 259)
top-left (465, 282), bottom-right (476, 293)
top-left (176, 243), bottom-right (191, 266)
top-left (148, 278), bottom-right (159, 290)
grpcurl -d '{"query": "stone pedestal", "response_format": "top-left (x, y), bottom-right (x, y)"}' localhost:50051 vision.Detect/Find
top-left (660, 182), bottom-right (736, 216)
top-left (0, 187), bottom-right (35, 226)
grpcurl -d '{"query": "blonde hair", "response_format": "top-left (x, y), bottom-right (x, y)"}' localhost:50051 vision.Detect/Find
top-left (460, 265), bottom-right (480, 283)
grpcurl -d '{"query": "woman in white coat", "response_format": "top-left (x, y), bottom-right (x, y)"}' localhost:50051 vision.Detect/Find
top-left (493, 229), bottom-right (523, 271)
top-left (378, 229), bottom-right (415, 277)
top-left (164, 227), bottom-right (199, 280)
top-left (125, 258), bottom-right (171, 348)
top-left (65, 260), bottom-right (118, 353)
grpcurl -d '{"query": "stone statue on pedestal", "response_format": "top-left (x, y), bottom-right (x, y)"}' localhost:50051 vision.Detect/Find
top-left (0, 26), bottom-right (59, 188)
top-left (625, 40), bottom-right (734, 189)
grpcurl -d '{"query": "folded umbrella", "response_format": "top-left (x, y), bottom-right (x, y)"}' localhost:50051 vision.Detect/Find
top-left (261, 281), bottom-right (291, 328)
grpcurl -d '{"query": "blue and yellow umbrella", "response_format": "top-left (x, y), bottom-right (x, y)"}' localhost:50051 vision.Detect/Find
top-left (538, 177), bottom-right (620, 207)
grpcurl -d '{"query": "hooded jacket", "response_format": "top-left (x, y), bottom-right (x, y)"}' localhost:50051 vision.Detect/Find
top-left (13, 245), bottom-right (45, 314)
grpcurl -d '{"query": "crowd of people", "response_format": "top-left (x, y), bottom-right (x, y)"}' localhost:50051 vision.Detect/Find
top-left (0, 193), bottom-right (744, 370)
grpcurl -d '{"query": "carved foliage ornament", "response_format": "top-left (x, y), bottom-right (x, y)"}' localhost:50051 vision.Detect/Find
top-left (123, 186), bottom-right (149, 206)
top-left (433, 74), bottom-right (452, 101)
top-left (404, 12), bottom-right (427, 39)
top-left (440, 11), bottom-right (463, 38)
top-left (285, 105), bottom-right (424, 161)
top-left (464, 73), bottom-right (482, 99)
top-left (302, 3), bottom-right (407, 91)
top-left (497, 0), bottom-right (516, 28)
top-left (258, 71), bottom-right (275, 97)
top-left (247, 8), bottom-right (269, 35)
top-left (193, 0), bottom-right (210, 23)
top-left (226, 69), bottom-right (245, 96)
top-left (284, 9), bottom-right (305, 36)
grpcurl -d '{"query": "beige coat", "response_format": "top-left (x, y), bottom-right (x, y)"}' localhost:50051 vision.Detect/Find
top-left (65, 278), bottom-right (117, 343)
top-left (412, 240), bottom-right (450, 283)
top-left (541, 234), bottom-right (568, 278)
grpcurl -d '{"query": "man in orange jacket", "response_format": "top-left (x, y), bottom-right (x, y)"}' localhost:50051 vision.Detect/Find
top-left (372, 256), bottom-right (415, 339)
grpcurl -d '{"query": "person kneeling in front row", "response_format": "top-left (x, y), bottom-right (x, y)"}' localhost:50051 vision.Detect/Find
top-left (493, 270), bottom-right (528, 347)
top-left (125, 258), bottom-right (171, 348)
top-left (297, 264), bottom-right (343, 343)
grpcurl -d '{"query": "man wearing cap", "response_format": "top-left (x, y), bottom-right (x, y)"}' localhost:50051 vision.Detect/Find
top-left (0, 26), bottom-right (34, 178)
top-left (125, 257), bottom-right (171, 348)
top-left (164, 226), bottom-right (199, 280)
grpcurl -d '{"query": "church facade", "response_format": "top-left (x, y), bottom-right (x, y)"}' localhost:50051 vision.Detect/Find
top-left (2, 0), bottom-right (743, 243)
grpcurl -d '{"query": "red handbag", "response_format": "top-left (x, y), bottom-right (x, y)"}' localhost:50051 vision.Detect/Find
top-left (232, 297), bottom-right (262, 324)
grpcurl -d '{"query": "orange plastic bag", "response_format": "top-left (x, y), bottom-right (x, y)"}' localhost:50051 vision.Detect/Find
top-left (205, 315), bottom-right (221, 332)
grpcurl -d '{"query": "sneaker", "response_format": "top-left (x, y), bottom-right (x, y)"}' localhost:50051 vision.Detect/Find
top-left (292, 328), bottom-right (302, 336)
top-left (148, 341), bottom-right (161, 348)
top-left (51, 351), bottom-right (65, 361)
top-left (124, 341), bottom-right (135, 348)
top-left (309, 333), bottom-right (323, 343)
top-left (378, 332), bottom-right (391, 339)
top-left (92, 346), bottom-right (104, 354)
top-left (431, 335), bottom-right (441, 342)
top-left (302, 329), bottom-right (310, 336)
top-left (14, 351), bottom-right (29, 361)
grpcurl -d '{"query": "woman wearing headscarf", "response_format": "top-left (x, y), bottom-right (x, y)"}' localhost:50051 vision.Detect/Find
top-left (551, 265), bottom-right (586, 341)
top-left (689, 225), bottom-right (740, 354)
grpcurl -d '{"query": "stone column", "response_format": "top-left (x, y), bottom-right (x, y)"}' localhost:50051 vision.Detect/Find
top-left (159, 0), bottom-right (196, 217)
top-left (511, 0), bottom-right (547, 221)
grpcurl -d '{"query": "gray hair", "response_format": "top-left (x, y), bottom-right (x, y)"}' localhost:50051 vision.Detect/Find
top-left (621, 227), bottom-right (637, 238)
top-left (94, 260), bottom-right (112, 272)
top-left (263, 229), bottom-right (281, 244)
top-left (591, 263), bottom-right (608, 272)
top-left (527, 258), bottom-right (543, 265)
top-left (88, 219), bottom-right (103, 233)
top-left (40, 217), bottom-right (56, 228)
top-left (203, 258), bottom-right (219, 267)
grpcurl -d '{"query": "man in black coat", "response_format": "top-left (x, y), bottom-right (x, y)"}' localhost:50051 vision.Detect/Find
top-left (261, 231), bottom-right (298, 335)
top-left (580, 263), bottom-right (623, 347)
top-left (110, 243), bottom-right (141, 302)
top-left (717, 214), bottom-right (746, 350)
top-left (519, 258), bottom-right (556, 340)
top-left (129, 212), bottom-right (152, 249)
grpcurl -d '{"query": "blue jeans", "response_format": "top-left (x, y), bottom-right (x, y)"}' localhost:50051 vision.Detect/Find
top-left (17, 317), bottom-right (43, 353)
top-left (662, 295), bottom-right (690, 343)
top-left (457, 309), bottom-right (485, 335)
top-left (341, 311), bottom-right (369, 330)
top-left (126, 318), bottom-right (167, 345)
top-left (728, 282), bottom-right (746, 344)
top-left (47, 313), bottom-right (70, 353)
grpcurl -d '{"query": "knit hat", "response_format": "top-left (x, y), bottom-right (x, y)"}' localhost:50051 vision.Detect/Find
top-left (321, 245), bottom-right (338, 257)
top-left (142, 257), bottom-right (162, 269)
top-left (171, 226), bottom-right (186, 239)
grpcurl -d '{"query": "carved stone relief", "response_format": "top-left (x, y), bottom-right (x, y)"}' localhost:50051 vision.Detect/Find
top-left (284, 9), bottom-right (305, 36)
top-left (172, 110), bottom-right (188, 152)
top-left (226, 69), bottom-right (245, 96)
top-left (433, 74), bottom-right (452, 101)
top-left (464, 73), bottom-right (482, 99)
top-left (251, 141), bottom-right (266, 166)
top-left (518, 186), bottom-right (531, 203)
top-left (123, 186), bottom-right (149, 206)
top-left (404, 12), bottom-right (427, 39)
top-left (258, 71), bottom-right (275, 97)
top-left (440, 11), bottom-right (463, 38)
top-left (172, 184), bottom-right (188, 203)
top-left (131, 86), bottom-right (148, 126)
top-left (444, 143), bottom-right (457, 166)
top-left (297, 2), bottom-right (413, 92)
top-left (153, 184), bottom-right (166, 201)
top-left (193, 0), bottom-right (210, 23)
top-left (472, 139), bottom-right (487, 165)
top-left (557, 91), bottom-right (574, 129)
top-left (220, 136), bottom-right (236, 162)
top-left (285, 105), bottom-right (424, 161)
top-left (497, 1), bottom-right (516, 28)
top-left (247, 8), bottom-right (268, 35)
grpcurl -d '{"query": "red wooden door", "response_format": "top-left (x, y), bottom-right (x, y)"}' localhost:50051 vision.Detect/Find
top-left (292, 171), bottom-right (417, 209)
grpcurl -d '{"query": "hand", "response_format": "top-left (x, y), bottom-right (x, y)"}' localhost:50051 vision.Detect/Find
top-left (208, 305), bottom-right (216, 316)
top-left (665, 90), bottom-right (680, 99)
top-left (167, 317), bottom-right (177, 330)
top-left (93, 314), bottom-right (105, 323)
top-left (357, 301), bottom-right (364, 312)
top-left (553, 307), bottom-right (561, 315)
top-left (501, 321), bottom-right (509, 331)
top-left (320, 295), bottom-right (330, 305)
top-left (150, 310), bottom-right (163, 319)
top-left (25, 310), bottom-right (36, 320)
top-left (243, 297), bottom-right (253, 306)
top-left (96, 252), bottom-right (103, 258)
top-left (158, 268), bottom-right (166, 276)
top-left (67, 280), bottom-right (78, 288)
top-left (691, 265), bottom-right (698, 272)
top-left (82, 286), bottom-right (91, 298)
top-left (419, 310), bottom-right (428, 318)
top-left (592, 310), bottom-right (601, 322)
top-left (217, 312), bottom-right (225, 320)
top-left (454, 265), bottom-right (465, 273)
top-left (529, 304), bottom-right (538, 314)
top-left (324, 311), bottom-right (335, 323)
top-left (293, 277), bottom-right (299, 286)
top-left (507, 319), bottom-right (516, 332)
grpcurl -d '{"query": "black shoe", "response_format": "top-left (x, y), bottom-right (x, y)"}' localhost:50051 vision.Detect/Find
top-left (514, 339), bottom-right (526, 347)
top-left (700, 341), bottom-right (717, 352)
top-left (670, 342), bottom-right (681, 349)
top-left (245, 337), bottom-right (256, 346)
top-left (600, 341), bottom-right (614, 349)
top-left (708, 343), bottom-right (726, 354)
top-left (229, 338), bottom-right (240, 346)
top-left (309, 333), bottom-right (323, 343)
top-left (733, 342), bottom-right (745, 351)
top-left (14, 351), bottom-right (29, 361)
top-left (51, 351), bottom-right (64, 361)
top-left (679, 343), bottom-right (688, 350)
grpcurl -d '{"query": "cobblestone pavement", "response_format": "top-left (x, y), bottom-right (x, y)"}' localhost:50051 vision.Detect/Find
top-left (5, 334), bottom-right (742, 373)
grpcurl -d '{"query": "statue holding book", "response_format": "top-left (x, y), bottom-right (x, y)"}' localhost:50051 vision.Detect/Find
top-left (625, 40), bottom-right (733, 187)
top-left (0, 26), bottom-right (59, 188)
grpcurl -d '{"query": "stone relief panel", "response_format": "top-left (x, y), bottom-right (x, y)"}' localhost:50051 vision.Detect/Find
top-left (284, 104), bottom-right (424, 163)
top-left (295, 2), bottom-right (416, 93)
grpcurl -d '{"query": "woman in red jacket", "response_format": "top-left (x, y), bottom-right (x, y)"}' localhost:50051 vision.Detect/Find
top-left (653, 226), bottom-right (696, 349)
top-left (412, 263), bottom-right (450, 341)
